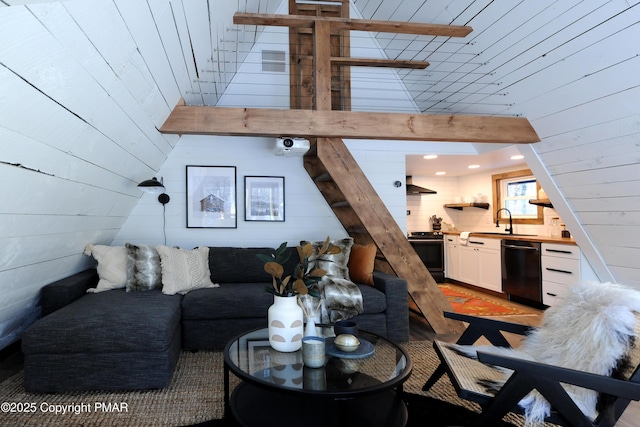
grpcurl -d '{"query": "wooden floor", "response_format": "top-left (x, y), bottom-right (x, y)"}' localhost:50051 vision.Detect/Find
top-left (409, 283), bottom-right (639, 427)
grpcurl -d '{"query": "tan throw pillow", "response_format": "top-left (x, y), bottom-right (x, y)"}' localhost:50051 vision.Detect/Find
top-left (84, 244), bottom-right (127, 293)
top-left (348, 243), bottom-right (376, 285)
top-left (157, 245), bottom-right (219, 295)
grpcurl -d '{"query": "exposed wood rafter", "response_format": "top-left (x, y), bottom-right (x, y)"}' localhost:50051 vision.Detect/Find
top-left (160, 106), bottom-right (540, 143)
top-left (331, 57), bottom-right (429, 69)
top-left (233, 13), bottom-right (473, 37)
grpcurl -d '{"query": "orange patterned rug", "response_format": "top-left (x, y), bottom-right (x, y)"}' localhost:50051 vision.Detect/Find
top-left (440, 285), bottom-right (537, 316)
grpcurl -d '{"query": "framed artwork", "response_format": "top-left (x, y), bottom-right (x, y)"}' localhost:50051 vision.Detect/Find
top-left (186, 166), bottom-right (237, 228)
top-left (244, 176), bottom-right (285, 222)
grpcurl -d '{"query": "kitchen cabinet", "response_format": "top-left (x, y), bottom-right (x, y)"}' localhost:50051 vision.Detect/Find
top-left (445, 235), bottom-right (459, 281)
top-left (541, 243), bottom-right (580, 306)
top-left (457, 237), bottom-right (502, 292)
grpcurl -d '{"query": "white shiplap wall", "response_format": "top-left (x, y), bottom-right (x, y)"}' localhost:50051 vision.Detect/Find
top-left (0, 2), bottom-right (179, 348)
top-left (515, 5), bottom-right (640, 288)
top-left (111, 136), bottom-right (407, 249)
top-left (406, 166), bottom-right (566, 237)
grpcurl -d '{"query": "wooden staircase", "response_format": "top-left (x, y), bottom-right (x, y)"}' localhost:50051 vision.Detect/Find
top-left (304, 138), bottom-right (463, 335)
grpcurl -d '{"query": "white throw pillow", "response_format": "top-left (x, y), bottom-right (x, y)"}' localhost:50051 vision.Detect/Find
top-left (157, 245), bottom-right (219, 295)
top-left (83, 244), bottom-right (127, 293)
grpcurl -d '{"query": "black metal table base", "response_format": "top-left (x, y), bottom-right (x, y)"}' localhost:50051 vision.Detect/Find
top-left (229, 381), bottom-right (408, 427)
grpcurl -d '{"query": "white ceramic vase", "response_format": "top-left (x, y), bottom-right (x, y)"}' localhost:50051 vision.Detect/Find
top-left (304, 318), bottom-right (317, 337)
top-left (268, 295), bottom-right (304, 352)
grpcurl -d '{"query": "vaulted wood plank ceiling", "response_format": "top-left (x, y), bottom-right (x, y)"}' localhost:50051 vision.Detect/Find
top-left (2, 0), bottom-right (635, 123)
top-left (101, 0), bottom-right (630, 121)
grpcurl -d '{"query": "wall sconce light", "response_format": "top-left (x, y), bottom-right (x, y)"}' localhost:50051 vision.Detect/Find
top-left (138, 177), bottom-right (170, 205)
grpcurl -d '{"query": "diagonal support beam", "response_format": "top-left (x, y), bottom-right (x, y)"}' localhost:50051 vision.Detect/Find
top-left (313, 137), bottom-right (464, 334)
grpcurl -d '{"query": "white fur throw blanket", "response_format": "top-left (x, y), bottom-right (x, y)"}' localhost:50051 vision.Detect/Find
top-left (454, 281), bottom-right (640, 426)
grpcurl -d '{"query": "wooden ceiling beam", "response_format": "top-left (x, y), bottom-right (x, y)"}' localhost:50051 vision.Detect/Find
top-left (233, 13), bottom-right (472, 37)
top-left (332, 57), bottom-right (429, 69)
top-left (314, 20), bottom-right (332, 110)
top-left (159, 106), bottom-right (540, 143)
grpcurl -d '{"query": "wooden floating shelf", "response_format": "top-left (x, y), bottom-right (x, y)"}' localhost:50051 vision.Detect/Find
top-left (529, 198), bottom-right (553, 208)
top-left (443, 202), bottom-right (490, 210)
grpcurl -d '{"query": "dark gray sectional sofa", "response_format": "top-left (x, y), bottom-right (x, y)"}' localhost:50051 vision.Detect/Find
top-left (21, 246), bottom-right (409, 392)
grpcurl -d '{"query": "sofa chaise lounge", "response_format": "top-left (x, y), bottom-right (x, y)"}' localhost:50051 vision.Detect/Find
top-left (21, 245), bottom-right (409, 392)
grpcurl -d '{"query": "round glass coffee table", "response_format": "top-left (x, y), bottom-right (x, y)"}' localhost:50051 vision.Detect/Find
top-left (223, 325), bottom-right (412, 427)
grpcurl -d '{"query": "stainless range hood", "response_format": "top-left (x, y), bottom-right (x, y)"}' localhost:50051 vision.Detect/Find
top-left (406, 176), bottom-right (437, 195)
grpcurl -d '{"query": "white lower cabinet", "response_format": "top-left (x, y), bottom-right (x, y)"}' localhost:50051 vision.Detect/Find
top-left (457, 245), bottom-right (478, 284)
top-left (445, 237), bottom-right (586, 304)
top-left (541, 243), bottom-right (580, 306)
top-left (456, 237), bottom-right (502, 293)
top-left (445, 236), bottom-right (459, 281)
top-left (477, 246), bottom-right (502, 292)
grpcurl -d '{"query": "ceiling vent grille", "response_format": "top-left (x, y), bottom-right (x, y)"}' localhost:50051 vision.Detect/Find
top-left (262, 50), bottom-right (286, 72)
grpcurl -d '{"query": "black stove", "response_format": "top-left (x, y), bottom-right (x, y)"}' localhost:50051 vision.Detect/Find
top-left (408, 231), bottom-right (444, 282)
top-left (408, 231), bottom-right (444, 240)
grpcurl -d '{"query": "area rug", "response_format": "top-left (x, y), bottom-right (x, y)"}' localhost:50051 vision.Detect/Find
top-left (440, 285), bottom-right (537, 316)
top-left (0, 342), bottom-right (552, 427)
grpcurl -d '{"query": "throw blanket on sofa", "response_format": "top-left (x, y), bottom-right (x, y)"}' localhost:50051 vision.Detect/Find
top-left (301, 278), bottom-right (363, 324)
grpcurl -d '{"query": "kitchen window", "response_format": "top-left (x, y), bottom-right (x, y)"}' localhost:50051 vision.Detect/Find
top-left (492, 169), bottom-right (543, 224)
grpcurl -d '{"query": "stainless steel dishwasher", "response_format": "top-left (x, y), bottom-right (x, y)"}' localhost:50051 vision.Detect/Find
top-left (501, 240), bottom-right (543, 307)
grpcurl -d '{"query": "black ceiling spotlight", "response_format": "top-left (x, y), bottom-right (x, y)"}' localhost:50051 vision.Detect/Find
top-left (138, 177), bottom-right (170, 205)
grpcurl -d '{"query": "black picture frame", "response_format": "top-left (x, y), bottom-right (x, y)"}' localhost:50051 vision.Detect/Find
top-left (244, 176), bottom-right (285, 222)
top-left (186, 165), bottom-right (237, 228)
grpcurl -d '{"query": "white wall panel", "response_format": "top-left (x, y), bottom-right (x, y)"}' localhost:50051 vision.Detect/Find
top-left (0, 1), bottom-right (174, 349)
top-left (0, 7), bottom-right (167, 168)
top-left (145, 0), bottom-right (194, 104)
top-left (113, 134), bottom-right (407, 248)
top-left (0, 255), bottom-right (91, 349)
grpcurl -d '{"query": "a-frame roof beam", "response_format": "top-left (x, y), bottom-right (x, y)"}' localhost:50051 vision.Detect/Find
top-left (233, 13), bottom-right (473, 37)
top-left (160, 106), bottom-right (540, 144)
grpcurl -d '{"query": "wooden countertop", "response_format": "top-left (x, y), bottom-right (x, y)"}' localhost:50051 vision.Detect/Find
top-left (443, 231), bottom-right (576, 245)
